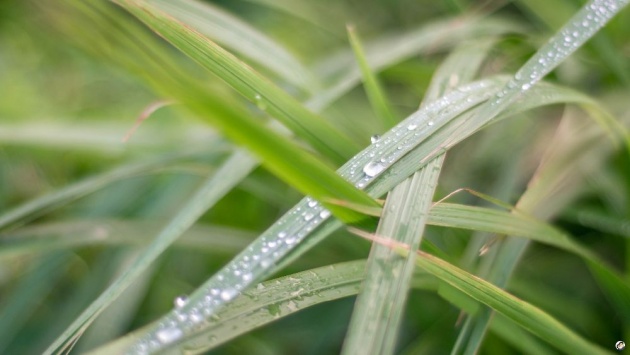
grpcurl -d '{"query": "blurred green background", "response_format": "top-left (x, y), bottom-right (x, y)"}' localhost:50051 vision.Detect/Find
top-left (0, 0), bottom-right (629, 354)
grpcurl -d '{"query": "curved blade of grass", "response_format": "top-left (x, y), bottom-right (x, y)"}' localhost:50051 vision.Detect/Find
top-left (87, 260), bottom-right (368, 354)
top-left (455, 65), bottom-right (630, 355)
top-left (430, 201), bottom-right (630, 319)
top-left (347, 25), bottom-right (398, 129)
top-left (0, 147), bottom-right (220, 232)
top-left (150, 0), bottom-right (318, 92)
top-left (63, 0), bottom-right (377, 223)
top-left (0, 219), bottom-right (255, 259)
top-left (114, 0), bottom-right (359, 164)
top-left (413, 250), bottom-right (613, 355)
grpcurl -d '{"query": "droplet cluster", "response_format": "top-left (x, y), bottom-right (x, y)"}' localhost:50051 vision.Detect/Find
top-left (129, 77), bottom-right (502, 354)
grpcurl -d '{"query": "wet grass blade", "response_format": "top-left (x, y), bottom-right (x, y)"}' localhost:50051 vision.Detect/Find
top-left (342, 37), bottom-right (496, 355)
top-left (342, 156), bottom-right (444, 355)
top-left (87, 261), bottom-right (369, 354)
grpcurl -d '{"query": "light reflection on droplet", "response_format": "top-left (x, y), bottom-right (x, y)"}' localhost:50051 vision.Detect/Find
top-left (173, 295), bottom-right (188, 309)
top-left (363, 161), bottom-right (385, 177)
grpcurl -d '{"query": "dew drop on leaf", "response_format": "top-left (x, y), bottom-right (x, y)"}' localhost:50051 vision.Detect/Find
top-left (173, 295), bottom-right (188, 308)
top-left (156, 327), bottom-right (183, 344)
top-left (363, 161), bottom-right (385, 177)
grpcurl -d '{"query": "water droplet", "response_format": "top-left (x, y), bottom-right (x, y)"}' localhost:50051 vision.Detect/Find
top-left (285, 236), bottom-right (296, 245)
top-left (278, 231), bottom-right (287, 238)
top-left (427, 121), bottom-right (434, 126)
top-left (363, 161), bottom-right (385, 177)
top-left (189, 309), bottom-right (204, 323)
top-left (521, 83), bottom-right (531, 90)
top-left (156, 327), bottom-right (183, 344)
top-left (616, 341), bottom-right (625, 350)
top-left (173, 295), bottom-right (188, 308)
top-left (370, 134), bottom-right (381, 144)
top-left (267, 241), bottom-right (277, 248)
top-left (319, 210), bottom-right (331, 219)
top-left (220, 288), bottom-right (237, 301)
top-left (307, 200), bottom-right (318, 208)
top-left (407, 123), bottom-right (418, 130)
top-left (254, 94), bottom-right (267, 110)
top-left (242, 272), bottom-right (253, 281)
top-left (303, 212), bottom-right (314, 221)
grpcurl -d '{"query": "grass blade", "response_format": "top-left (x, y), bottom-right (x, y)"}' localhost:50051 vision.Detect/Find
top-left (0, 148), bottom-right (218, 232)
top-left (0, 219), bottom-right (254, 259)
top-left (114, 0), bottom-right (360, 164)
top-left (347, 25), bottom-right (398, 129)
top-left (414, 251), bottom-right (613, 354)
top-left (342, 37), bottom-right (496, 355)
top-left (342, 156), bottom-right (443, 355)
top-left (87, 261), bottom-right (368, 354)
top-left (151, 0), bottom-right (318, 92)
top-left (44, 150), bottom-right (258, 355)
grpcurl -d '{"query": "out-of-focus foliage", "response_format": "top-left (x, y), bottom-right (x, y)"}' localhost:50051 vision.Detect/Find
top-left (0, 0), bottom-right (628, 354)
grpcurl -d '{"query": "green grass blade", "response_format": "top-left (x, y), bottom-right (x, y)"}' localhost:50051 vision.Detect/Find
top-left (309, 17), bottom-right (521, 111)
top-left (342, 37), bottom-right (497, 355)
top-left (428, 203), bottom-right (597, 260)
top-left (43, 150), bottom-right (258, 355)
top-left (347, 25), bottom-right (398, 129)
top-left (114, 0), bottom-right (359, 164)
top-left (0, 148), bottom-right (217, 232)
top-left (87, 260), bottom-right (368, 354)
top-left (489, 314), bottom-right (560, 355)
top-left (414, 250), bottom-right (613, 355)
top-left (61, 0), bottom-right (378, 223)
top-left (342, 156), bottom-right (443, 355)
top-left (151, 0), bottom-right (318, 92)
top-left (0, 252), bottom-right (70, 353)
top-left (0, 219), bottom-right (254, 259)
